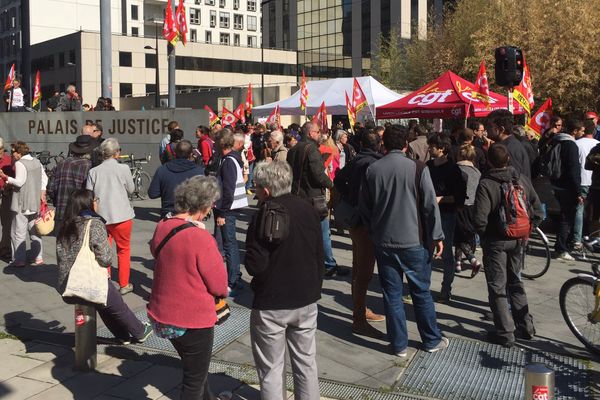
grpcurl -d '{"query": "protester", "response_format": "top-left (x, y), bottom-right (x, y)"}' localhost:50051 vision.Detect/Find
top-left (334, 131), bottom-right (385, 338)
top-left (468, 121), bottom-right (486, 150)
top-left (161, 129), bottom-right (184, 164)
top-left (284, 133), bottom-right (298, 149)
top-left (196, 126), bottom-right (215, 167)
top-left (233, 133), bottom-right (250, 186)
top-left (0, 137), bottom-right (13, 259)
top-left (149, 140), bottom-right (205, 218)
top-left (408, 124), bottom-right (430, 162)
top-left (57, 84), bottom-right (82, 111)
top-left (485, 110), bottom-right (531, 179)
top-left (147, 176), bottom-right (228, 400)
top-left (585, 111), bottom-right (600, 140)
top-left (214, 130), bottom-right (248, 297)
top-left (574, 119), bottom-right (599, 248)
top-left (86, 138), bottom-right (136, 295)
top-left (334, 130), bottom-right (356, 170)
top-left (4, 77), bottom-right (27, 112)
top-left (449, 128), bottom-right (487, 172)
top-left (266, 130), bottom-right (288, 162)
top-left (159, 121), bottom-right (180, 161)
top-left (0, 142), bottom-right (47, 267)
top-left (287, 122), bottom-right (347, 277)
top-left (245, 161), bottom-right (322, 400)
top-left (512, 125), bottom-right (537, 176)
top-left (538, 115), bottom-right (563, 156)
top-left (46, 91), bottom-right (61, 111)
top-left (359, 125), bottom-right (448, 356)
top-left (48, 135), bottom-right (94, 227)
top-left (57, 189), bottom-right (152, 344)
top-left (426, 133), bottom-right (466, 303)
top-left (473, 143), bottom-right (542, 348)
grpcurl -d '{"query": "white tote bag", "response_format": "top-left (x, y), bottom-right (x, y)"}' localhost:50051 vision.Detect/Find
top-left (62, 220), bottom-right (109, 306)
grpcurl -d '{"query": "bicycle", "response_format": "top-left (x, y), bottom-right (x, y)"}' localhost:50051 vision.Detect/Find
top-left (31, 150), bottom-right (66, 180)
top-left (559, 249), bottom-right (600, 356)
top-left (522, 227), bottom-right (552, 279)
top-left (118, 154), bottom-right (152, 201)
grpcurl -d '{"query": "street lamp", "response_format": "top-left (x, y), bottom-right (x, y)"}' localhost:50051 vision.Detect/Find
top-left (146, 17), bottom-right (163, 109)
top-left (260, 0), bottom-right (275, 105)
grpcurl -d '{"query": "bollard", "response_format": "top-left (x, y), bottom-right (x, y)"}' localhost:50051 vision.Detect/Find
top-left (74, 304), bottom-right (97, 371)
top-left (524, 363), bottom-right (554, 400)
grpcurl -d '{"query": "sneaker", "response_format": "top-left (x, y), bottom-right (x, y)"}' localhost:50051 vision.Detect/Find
top-left (365, 308), bottom-right (385, 322)
top-left (134, 323), bottom-right (153, 343)
top-left (572, 242), bottom-right (583, 251)
top-left (119, 283), bottom-right (134, 295)
top-left (117, 337), bottom-right (131, 345)
top-left (470, 260), bottom-right (482, 278)
top-left (395, 349), bottom-right (408, 358)
top-left (352, 323), bottom-right (385, 339)
top-left (227, 286), bottom-right (240, 298)
top-left (455, 261), bottom-right (462, 273)
top-left (246, 189), bottom-right (253, 195)
top-left (217, 391), bottom-right (233, 400)
top-left (486, 331), bottom-right (515, 348)
top-left (436, 292), bottom-right (451, 304)
top-left (324, 265), bottom-right (349, 277)
top-left (557, 252), bottom-right (575, 261)
top-left (32, 258), bottom-right (44, 266)
top-left (515, 327), bottom-right (535, 341)
top-left (402, 294), bottom-right (413, 305)
top-left (426, 337), bottom-right (449, 353)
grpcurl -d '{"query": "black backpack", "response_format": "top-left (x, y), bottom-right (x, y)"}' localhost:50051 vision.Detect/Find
top-left (255, 200), bottom-right (289, 244)
top-left (204, 152), bottom-right (220, 177)
top-left (538, 141), bottom-right (562, 180)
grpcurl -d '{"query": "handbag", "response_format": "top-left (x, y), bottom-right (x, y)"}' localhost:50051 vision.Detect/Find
top-left (62, 220), bottom-right (109, 305)
top-left (35, 201), bottom-right (55, 236)
top-left (155, 220), bottom-right (230, 325)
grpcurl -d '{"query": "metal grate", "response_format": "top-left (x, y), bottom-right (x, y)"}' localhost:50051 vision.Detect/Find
top-left (97, 306), bottom-right (251, 353)
top-left (396, 338), bottom-right (590, 400)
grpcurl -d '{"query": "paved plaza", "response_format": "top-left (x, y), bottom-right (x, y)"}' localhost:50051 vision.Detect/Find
top-left (0, 198), bottom-right (598, 399)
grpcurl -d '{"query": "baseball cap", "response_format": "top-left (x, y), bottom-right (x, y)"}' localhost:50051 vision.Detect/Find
top-left (585, 111), bottom-right (599, 120)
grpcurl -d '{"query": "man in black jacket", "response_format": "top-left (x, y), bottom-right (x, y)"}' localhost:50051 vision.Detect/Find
top-left (473, 144), bottom-right (543, 348)
top-left (485, 109), bottom-right (531, 179)
top-left (246, 161), bottom-right (322, 400)
top-left (334, 132), bottom-right (384, 338)
top-left (287, 122), bottom-right (346, 276)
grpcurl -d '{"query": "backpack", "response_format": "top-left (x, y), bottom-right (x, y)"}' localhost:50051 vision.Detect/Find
top-left (538, 141), bottom-right (562, 180)
top-left (255, 200), bottom-right (289, 244)
top-left (204, 152), bottom-right (220, 176)
top-left (495, 177), bottom-right (532, 239)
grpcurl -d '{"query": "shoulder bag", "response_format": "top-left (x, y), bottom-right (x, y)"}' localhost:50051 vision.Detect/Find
top-left (297, 143), bottom-right (329, 219)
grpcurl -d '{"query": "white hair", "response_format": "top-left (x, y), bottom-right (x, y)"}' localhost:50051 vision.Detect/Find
top-left (253, 161), bottom-right (292, 198)
top-left (270, 130), bottom-right (283, 145)
top-left (100, 138), bottom-right (120, 159)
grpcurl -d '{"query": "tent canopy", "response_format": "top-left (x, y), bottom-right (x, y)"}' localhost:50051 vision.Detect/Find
top-left (253, 76), bottom-right (404, 117)
top-left (376, 71), bottom-right (525, 119)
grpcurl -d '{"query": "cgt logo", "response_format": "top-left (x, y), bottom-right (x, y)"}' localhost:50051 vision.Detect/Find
top-left (534, 112), bottom-right (551, 129)
top-left (407, 91), bottom-right (454, 106)
top-left (532, 385), bottom-right (549, 400)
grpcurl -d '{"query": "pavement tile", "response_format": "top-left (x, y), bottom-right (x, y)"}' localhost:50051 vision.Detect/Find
top-left (95, 356), bottom-right (153, 378)
top-left (0, 376), bottom-right (54, 399)
top-left (18, 342), bottom-right (71, 362)
top-left (103, 364), bottom-right (182, 399)
top-left (213, 341), bottom-right (255, 366)
top-left (0, 354), bottom-right (46, 382)
top-left (19, 352), bottom-right (81, 384)
top-left (0, 337), bottom-right (28, 355)
top-left (27, 371), bottom-right (125, 399)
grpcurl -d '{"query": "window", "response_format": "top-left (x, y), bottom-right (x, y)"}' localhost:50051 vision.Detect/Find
top-left (190, 29), bottom-right (197, 42)
top-left (205, 0), bottom-right (214, 4)
top-left (219, 12), bottom-right (230, 28)
top-left (130, 4), bottom-right (138, 20)
top-left (210, 10), bottom-right (216, 27)
top-left (131, 27), bottom-right (139, 36)
top-left (233, 0), bottom-right (239, 9)
top-left (247, 0), bottom-right (256, 12)
top-left (190, 8), bottom-right (200, 24)
top-left (119, 51), bottom-right (132, 67)
top-left (205, 30), bottom-right (212, 43)
top-left (219, 0), bottom-right (226, 7)
top-left (233, 33), bottom-right (240, 46)
top-left (145, 84), bottom-right (156, 94)
top-left (219, 32), bottom-right (230, 45)
top-left (69, 49), bottom-right (76, 64)
top-left (145, 53), bottom-right (156, 68)
top-left (233, 14), bottom-right (243, 29)
top-left (119, 83), bottom-right (132, 97)
top-left (59, 52), bottom-right (65, 68)
top-left (247, 35), bottom-right (256, 48)
top-left (247, 15), bottom-right (257, 31)
top-left (195, 0), bottom-right (201, 4)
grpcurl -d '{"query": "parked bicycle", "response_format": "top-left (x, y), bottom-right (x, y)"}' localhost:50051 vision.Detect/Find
top-left (522, 227), bottom-right (552, 279)
top-left (118, 154), bottom-right (151, 201)
top-left (31, 150), bottom-right (66, 180)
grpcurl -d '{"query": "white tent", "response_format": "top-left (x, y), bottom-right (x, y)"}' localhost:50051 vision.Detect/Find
top-left (253, 76), bottom-right (405, 118)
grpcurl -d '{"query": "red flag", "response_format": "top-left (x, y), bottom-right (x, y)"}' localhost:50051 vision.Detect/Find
top-left (32, 70), bottom-right (41, 109)
top-left (233, 103), bottom-right (246, 124)
top-left (345, 91), bottom-right (356, 128)
top-left (300, 70), bottom-right (309, 111)
top-left (176, 0), bottom-right (187, 45)
top-left (513, 56), bottom-right (534, 114)
top-left (312, 101), bottom-right (328, 133)
top-left (244, 83), bottom-right (253, 116)
top-left (266, 105), bottom-right (280, 128)
top-left (204, 105), bottom-right (220, 127)
top-left (472, 60), bottom-right (491, 105)
top-left (221, 106), bottom-right (238, 127)
top-left (352, 78), bottom-right (368, 113)
top-left (526, 98), bottom-right (552, 139)
top-left (162, 0), bottom-right (179, 45)
top-left (3, 63), bottom-right (15, 92)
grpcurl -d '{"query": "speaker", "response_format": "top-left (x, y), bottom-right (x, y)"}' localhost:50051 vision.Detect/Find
top-left (495, 46), bottom-right (524, 87)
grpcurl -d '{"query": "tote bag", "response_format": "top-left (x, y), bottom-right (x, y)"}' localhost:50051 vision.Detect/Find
top-left (62, 220), bottom-right (109, 305)
top-left (34, 201), bottom-right (55, 236)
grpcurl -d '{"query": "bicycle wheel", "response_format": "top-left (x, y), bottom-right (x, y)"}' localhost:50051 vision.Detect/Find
top-left (559, 276), bottom-right (600, 355)
top-left (134, 171), bottom-right (151, 200)
top-left (522, 228), bottom-right (551, 279)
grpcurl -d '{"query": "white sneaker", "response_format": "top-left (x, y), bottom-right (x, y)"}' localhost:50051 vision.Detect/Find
top-left (426, 337), bottom-right (449, 353)
top-left (557, 252), bottom-right (575, 261)
top-left (395, 349), bottom-right (408, 357)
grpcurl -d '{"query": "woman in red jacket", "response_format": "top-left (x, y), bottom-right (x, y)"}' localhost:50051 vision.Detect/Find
top-left (147, 175), bottom-right (228, 400)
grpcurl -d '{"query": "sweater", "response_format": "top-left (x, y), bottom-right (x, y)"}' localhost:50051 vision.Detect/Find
top-left (147, 218), bottom-right (229, 329)
top-left (549, 133), bottom-right (581, 194)
top-left (245, 193), bottom-right (323, 310)
top-left (148, 159), bottom-right (204, 217)
top-left (86, 158), bottom-right (135, 225)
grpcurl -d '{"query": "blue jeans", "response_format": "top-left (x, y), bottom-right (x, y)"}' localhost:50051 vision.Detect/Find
top-left (375, 245), bottom-right (443, 352)
top-left (246, 162), bottom-right (255, 191)
top-left (214, 212), bottom-right (241, 288)
top-left (440, 211), bottom-right (456, 294)
top-left (321, 218), bottom-right (337, 269)
top-left (573, 186), bottom-right (589, 244)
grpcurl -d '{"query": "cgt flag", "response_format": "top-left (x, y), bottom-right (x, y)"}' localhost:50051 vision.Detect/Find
top-left (162, 0), bottom-right (179, 45)
top-left (204, 105), bottom-right (220, 127)
top-left (345, 91), bottom-right (356, 128)
top-left (32, 70), bottom-right (41, 109)
top-left (513, 55), bottom-right (534, 114)
top-left (244, 83), bottom-right (253, 117)
top-left (352, 78), bottom-right (368, 113)
top-left (300, 70), bottom-right (309, 111)
top-left (3, 63), bottom-right (15, 92)
top-left (266, 105), bottom-right (281, 128)
top-left (175, 0), bottom-right (188, 45)
top-left (472, 60), bottom-right (491, 106)
top-left (233, 103), bottom-right (246, 124)
top-left (312, 101), bottom-right (328, 133)
top-left (221, 106), bottom-right (238, 127)
top-left (526, 98), bottom-right (552, 139)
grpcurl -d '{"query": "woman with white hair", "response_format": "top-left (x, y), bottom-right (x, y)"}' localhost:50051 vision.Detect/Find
top-left (266, 130), bottom-right (288, 162)
top-left (334, 130), bottom-right (356, 170)
top-left (86, 138), bottom-right (136, 295)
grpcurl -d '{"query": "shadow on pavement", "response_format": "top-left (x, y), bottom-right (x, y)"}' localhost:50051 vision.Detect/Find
top-left (3, 262), bottom-right (58, 290)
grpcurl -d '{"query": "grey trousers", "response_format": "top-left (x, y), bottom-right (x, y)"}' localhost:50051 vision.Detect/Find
top-left (250, 303), bottom-right (319, 400)
top-left (11, 211), bottom-right (43, 263)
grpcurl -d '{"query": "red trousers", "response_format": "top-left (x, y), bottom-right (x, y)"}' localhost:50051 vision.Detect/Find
top-left (106, 219), bottom-right (133, 288)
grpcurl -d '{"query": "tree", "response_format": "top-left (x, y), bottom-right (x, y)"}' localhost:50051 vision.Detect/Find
top-left (371, 28), bottom-right (407, 92)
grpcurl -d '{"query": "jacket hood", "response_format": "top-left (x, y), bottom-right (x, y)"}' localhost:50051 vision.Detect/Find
top-left (553, 133), bottom-right (576, 143)
top-left (356, 148), bottom-right (383, 161)
top-left (166, 158), bottom-right (199, 173)
top-left (484, 166), bottom-right (519, 182)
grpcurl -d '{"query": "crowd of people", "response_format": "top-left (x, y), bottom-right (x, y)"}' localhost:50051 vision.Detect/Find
top-left (1, 107), bottom-right (599, 400)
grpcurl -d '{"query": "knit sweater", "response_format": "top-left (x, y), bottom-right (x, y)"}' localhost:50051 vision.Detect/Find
top-left (147, 218), bottom-right (228, 329)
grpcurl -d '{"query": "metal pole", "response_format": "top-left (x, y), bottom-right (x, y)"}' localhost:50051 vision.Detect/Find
top-left (74, 304), bottom-right (97, 371)
top-left (155, 24), bottom-right (160, 108)
top-left (260, 3), bottom-right (264, 105)
top-left (507, 89), bottom-right (514, 114)
top-left (21, 0), bottom-right (31, 103)
top-left (524, 363), bottom-right (554, 400)
top-left (167, 0), bottom-right (176, 108)
top-left (100, 0), bottom-right (112, 98)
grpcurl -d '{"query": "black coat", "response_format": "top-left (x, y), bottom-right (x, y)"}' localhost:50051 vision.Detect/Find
top-left (287, 137), bottom-right (333, 199)
top-left (502, 135), bottom-right (531, 179)
top-left (334, 148), bottom-right (382, 207)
